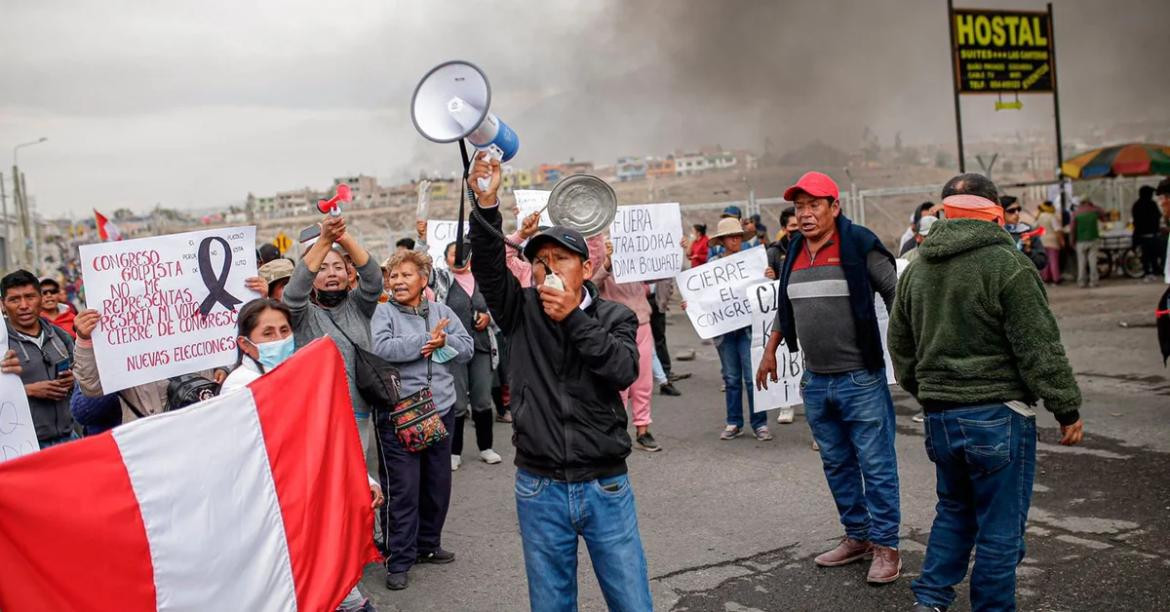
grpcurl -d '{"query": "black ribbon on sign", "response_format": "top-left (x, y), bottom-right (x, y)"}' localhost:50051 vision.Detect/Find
top-left (196, 236), bottom-right (243, 317)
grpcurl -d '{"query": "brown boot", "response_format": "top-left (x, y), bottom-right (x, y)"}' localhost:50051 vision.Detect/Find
top-left (814, 537), bottom-right (873, 567)
top-left (866, 546), bottom-right (902, 584)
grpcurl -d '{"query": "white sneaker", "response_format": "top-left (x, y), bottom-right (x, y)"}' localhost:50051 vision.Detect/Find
top-left (451, 455), bottom-right (462, 471)
top-left (777, 407), bottom-right (795, 424)
top-left (479, 449), bottom-right (502, 465)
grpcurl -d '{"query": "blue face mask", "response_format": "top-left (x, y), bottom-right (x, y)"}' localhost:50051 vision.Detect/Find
top-left (431, 344), bottom-right (459, 364)
top-left (252, 335), bottom-right (295, 370)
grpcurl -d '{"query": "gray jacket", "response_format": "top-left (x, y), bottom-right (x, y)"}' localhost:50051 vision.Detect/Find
top-left (283, 256), bottom-right (383, 416)
top-left (8, 319), bottom-right (75, 441)
top-left (370, 300), bottom-right (473, 416)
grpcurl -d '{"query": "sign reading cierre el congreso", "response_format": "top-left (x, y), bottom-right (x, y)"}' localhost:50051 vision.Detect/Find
top-left (952, 9), bottom-right (1054, 94)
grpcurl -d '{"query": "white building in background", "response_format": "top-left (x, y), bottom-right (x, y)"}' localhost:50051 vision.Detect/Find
top-left (274, 187), bottom-right (319, 216)
top-left (674, 152), bottom-right (710, 176)
top-left (708, 150), bottom-right (737, 170)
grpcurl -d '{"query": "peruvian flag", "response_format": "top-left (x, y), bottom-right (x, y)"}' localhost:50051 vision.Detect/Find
top-left (0, 338), bottom-right (379, 611)
top-left (94, 208), bottom-right (123, 241)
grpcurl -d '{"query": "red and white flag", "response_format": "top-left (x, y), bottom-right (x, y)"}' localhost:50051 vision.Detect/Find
top-left (0, 338), bottom-right (379, 611)
top-left (94, 208), bottom-right (123, 241)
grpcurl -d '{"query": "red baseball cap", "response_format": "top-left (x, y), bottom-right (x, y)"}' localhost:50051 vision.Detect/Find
top-left (783, 171), bottom-right (839, 202)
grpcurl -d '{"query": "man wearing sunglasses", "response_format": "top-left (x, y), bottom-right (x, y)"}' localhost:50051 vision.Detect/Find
top-left (39, 278), bottom-right (76, 338)
top-left (1001, 196), bottom-right (1047, 271)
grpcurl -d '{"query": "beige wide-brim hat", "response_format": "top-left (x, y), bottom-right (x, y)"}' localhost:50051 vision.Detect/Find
top-left (258, 258), bottom-right (294, 285)
top-left (709, 217), bottom-right (747, 244)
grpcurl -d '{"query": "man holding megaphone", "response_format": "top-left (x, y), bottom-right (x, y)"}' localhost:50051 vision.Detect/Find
top-left (466, 153), bottom-right (653, 611)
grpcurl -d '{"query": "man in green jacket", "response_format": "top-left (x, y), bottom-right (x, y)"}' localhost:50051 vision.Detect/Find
top-left (888, 173), bottom-right (1085, 612)
top-left (1069, 198), bottom-right (1107, 288)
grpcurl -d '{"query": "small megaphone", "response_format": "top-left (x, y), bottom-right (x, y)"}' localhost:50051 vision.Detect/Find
top-left (411, 60), bottom-right (519, 190)
top-left (318, 183), bottom-right (351, 217)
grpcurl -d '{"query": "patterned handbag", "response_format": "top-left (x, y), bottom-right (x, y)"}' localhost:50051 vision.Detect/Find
top-left (389, 357), bottom-right (447, 452)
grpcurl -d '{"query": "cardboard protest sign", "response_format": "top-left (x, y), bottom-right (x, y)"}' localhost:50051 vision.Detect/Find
top-left (79, 226), bottom-right (258, 393)
top-left (677, 247), bottom-right (768, 339)
top-left (513, 190), bottom-right (553, 231)
top-left (748, 280), bottom-right (804, 412)
top-left (609, 203), bottom-right (684, 283)
top-left (425, 220), bottom-right (470, 270)
top-left (0, 324), bottom-right (38, 462)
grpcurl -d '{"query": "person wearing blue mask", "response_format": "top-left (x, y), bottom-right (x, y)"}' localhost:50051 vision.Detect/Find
top-left (220, 298), bottom-right (297, 393)
top-left (371, 249), bottom-right (474, 591)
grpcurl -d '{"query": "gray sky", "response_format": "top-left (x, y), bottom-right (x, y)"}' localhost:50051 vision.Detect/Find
top-left (2, 0), bottom-right (1167, 217)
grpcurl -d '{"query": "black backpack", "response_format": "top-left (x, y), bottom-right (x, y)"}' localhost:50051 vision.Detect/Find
top-left (165, 374), bottom-right (220, 411)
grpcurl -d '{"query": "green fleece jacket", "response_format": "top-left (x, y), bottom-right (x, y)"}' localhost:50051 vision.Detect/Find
top-left (888, 218), bottom-right (1082, 425)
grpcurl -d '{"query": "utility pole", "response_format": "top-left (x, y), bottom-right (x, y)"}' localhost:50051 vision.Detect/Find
top-left (11, 165), bottom-right (24, 269)
top-left (0, 172), bottom-right (8, 271)
top-left (12, 137), bottom-right (47, 271)
top-left (16, 171), bottom-right (34, 271)
top-left (946, 0), bottom-right (966, 173)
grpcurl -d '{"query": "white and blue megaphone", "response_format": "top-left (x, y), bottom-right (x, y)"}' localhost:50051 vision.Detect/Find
top-left (411, 60), bottom-right (519, 191)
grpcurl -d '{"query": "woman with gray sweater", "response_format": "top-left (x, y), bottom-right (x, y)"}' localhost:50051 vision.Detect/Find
top-left (371, 248), bottom-right (473, 591)
top-left (282, 213), bottom-right (383, 448)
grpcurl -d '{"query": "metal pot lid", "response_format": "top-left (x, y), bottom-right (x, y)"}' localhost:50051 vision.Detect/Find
top-left (546, 174), bottom-right (617, 238)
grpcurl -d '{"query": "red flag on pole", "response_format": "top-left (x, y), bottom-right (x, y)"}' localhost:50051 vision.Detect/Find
top-left (93, 209), bottom-right (123, 241)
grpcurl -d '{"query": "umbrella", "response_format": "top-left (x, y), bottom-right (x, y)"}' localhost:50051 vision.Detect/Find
top-left (1061, 142), bottom-right (1170, 179)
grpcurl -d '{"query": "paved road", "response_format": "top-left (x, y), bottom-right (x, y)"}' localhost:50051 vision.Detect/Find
top-left (363, 279), bottom-right (1170, 611)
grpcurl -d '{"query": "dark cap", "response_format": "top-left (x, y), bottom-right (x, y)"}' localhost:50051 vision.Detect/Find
top-left (523, 225), bottom-right (590, 262)
top-left (721, 205), bottom-right (743, 219)
top-left (257, 243), bottom-right (280, 264)
top-left (1156, 177), bottom-right (1170, 197)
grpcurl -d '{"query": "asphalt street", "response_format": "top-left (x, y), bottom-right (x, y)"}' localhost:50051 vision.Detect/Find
top-left (363, 279), bottom-right (1170, 611)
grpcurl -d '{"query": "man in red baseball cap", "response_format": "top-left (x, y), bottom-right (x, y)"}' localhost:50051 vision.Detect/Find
top-left (758, 170), bottom-right (903, 585)
top-left (782, 170), bottom-right (840, 203)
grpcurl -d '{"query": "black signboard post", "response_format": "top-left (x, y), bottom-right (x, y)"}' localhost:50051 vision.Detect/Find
top-left (948, 1), bottom-right (1063, 180)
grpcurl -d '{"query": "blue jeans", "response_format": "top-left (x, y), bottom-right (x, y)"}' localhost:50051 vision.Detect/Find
top-left (912, 404), bottom-right (1037, 612)
top-left (716, 328), bottom-right (766, 431)
top-left (515, 469), bottom-right (652, 612)
top-left (801, 368), bottom-right (900, 547)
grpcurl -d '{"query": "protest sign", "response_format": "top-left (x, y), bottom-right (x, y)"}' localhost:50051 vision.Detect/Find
top-left (0, 324), bottom-right (38, 462)
top-left (79, 226), bottom-right (258, 393)
top-left (748, 280), bottom-right (804, 412)
top-left (425, 220), bottom-right (470, 270)
top-left (609, 203), bottom-right (684, 283)
top-left (677, 247), bottom-right (768, 339)
top-left (876, 297), bottom-right (898, 385)
top-left (513, 190), bottom-right (553, 230)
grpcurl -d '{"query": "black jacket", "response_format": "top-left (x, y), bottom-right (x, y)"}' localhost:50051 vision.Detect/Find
top-left (470, 206), bottom-right (639, 482)
top-left (1133, 196), bottom-right (1161, 237)
top-left (765, 235), bottom-right (794, 279)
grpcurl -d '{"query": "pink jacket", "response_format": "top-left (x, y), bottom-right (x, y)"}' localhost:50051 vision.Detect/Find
top-left (504, 230), bottom-right (534, 288)
top-left (587, 235), bottom-right (651, 326)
